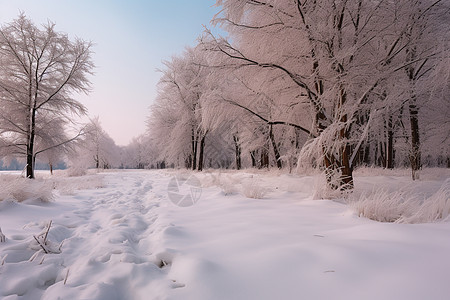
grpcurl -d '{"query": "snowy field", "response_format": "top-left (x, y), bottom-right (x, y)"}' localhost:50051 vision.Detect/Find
top-left (0, 169), bottom-right (449, 300)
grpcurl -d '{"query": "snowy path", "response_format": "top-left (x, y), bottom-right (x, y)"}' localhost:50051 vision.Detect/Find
top-left (0, 171), bottom-right (179, 299)
top-left (1, 170), bottom-right (450, 300)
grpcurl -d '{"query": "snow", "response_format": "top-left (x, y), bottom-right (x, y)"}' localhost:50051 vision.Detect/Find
top-left (1, 169), bottom-right (449, 300)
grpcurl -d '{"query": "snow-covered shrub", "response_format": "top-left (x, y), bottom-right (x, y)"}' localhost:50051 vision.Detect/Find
top-left (399, 179), bottom-right (450, 223)
top-left (0, 176), bottom-right (54, 203)
top-left (219, 176), bottom-right (238, 195)
top-left (242, 179), bottom-right (267, 199)
top-left (350, 189), bottom-right (419, 223)
top-left (67, 165), bottom-right (88, 177)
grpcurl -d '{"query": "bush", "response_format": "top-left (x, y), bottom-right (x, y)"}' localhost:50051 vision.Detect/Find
top-left (0, 176), bottom-right (54, 203)
top-left (242, 179), bottom-right (267, 199)
top-left (67, 165), bottom-right (88, 177)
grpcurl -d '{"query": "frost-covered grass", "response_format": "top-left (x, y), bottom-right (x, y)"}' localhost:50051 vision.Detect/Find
top-left (0, 175), bottom-right (54, 203)
top-left (350, 167), bottom-right (450, 223)
top-left (0, 170), bottom-right (105, 202)
top-left (350, 189), bottom-right (420, 222)
top-left (50, 171), bottom-right (105, 195)
top-left (399, 178), bottom-right (450, 223)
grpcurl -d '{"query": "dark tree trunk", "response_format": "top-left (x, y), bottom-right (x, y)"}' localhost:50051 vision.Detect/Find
top-left (377, 141), bottom-right (385, 168)
top-left (409, 98), bottom-right (421, 180)
top-left (340, 140), bottom-right (353, 188)
top-left (250, 151), bottom-right (257, 167)
top-left (363, 144), bottom-right (370, 166)
top-left (405, 46), bottom-right (421, 180)
top-left (192, 134), bottom-right (198, 171)
top-left (337, 89), bottom-right (353, 189)
top-left (185, 155), bottom-right (192, 169)
top-left (26, 152), bottom-right (34, 179)
top-left (197, 134), bottom-right (206, 171)
top-left (26, 108), bottom-right (37, 179)
top-left (49, 163), bottom-right (53, 175)
top-left (260, 148), bottom-right (269, 169)
top-left (233, 135), bottom-right (242, 170)
top-left (269, 125), bottom-right (282, 169)
top-left (386, 116), bottom-right (394, 169)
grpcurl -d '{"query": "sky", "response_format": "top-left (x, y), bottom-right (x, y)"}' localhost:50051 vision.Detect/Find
top-left (0, 0), bottom-right (222, 146)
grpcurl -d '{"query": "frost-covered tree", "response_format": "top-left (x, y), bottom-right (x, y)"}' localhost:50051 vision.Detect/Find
top-left (71, 117), bottom-right (120, 170)
top-left (120, 135), bottom-right (152, 169)
top-left (146, 0), bottom-right (449, 187)
top-left (149, 46), bottom-right (210, 170)
top-left (199, 0), bottom-right (449, 189)
top-left (0, 14), bottom-right (93, 178)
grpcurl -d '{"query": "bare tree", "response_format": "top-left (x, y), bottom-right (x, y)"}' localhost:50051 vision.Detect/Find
top-left (0, 14), bottom-right (94, 178)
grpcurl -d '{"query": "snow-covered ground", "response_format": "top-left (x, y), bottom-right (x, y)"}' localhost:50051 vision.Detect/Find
top-left (0, 169), bottom-right (449, 300)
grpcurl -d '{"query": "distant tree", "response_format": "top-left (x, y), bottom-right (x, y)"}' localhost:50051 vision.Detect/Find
top-left (0, 14), bottom-right (94, 178)
top-left (75, 117), bottom-right (119, 169)
top-left (121, 135), bottom-right (150, 169)
top-left (34, 117), bottom-right (82, 174)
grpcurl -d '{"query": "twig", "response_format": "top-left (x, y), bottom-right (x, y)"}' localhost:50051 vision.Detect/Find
top-left (58, 240), bottom-right (65, 252)
top-left (33, 235), bottom-right (48, 254)
top-left (29, 249), bottom-right (43, 262)
top-left (64, 268), bottom-right (70, 285)
top-left (0, 227), bottom-right (5, 243)
top-left (1, 253), bottom-right (8, 265)
top-left (43, 220), bottom-right (52, 243)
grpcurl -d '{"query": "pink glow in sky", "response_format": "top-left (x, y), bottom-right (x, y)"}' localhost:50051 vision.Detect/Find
top-left (0, 0), bottom-right (221, 145)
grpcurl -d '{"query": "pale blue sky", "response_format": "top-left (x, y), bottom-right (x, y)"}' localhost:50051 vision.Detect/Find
top-left (0, 0), bottom-right (222, 145)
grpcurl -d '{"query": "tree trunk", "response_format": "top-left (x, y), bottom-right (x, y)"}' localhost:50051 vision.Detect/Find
top-left (26, 108), bottom-right (37, 179)
top-left (233, 135), bottom-right (242, 170)
top-left (386, 116), bottom-right (394, 169)
top-left (250, 151), bottom-right (257, 168)
top-left (49, 163), bottom-right (53, 175)
top-left (269, 125), bottom-right (282, 169)
top-left (26, 152), bottom-right (34, 179)
top-left (337, 89), bottom-right (353, 189)
top-left (340, 140), bottom-right (353, 188)
top-left (192, 133), bottom-right (198, 171)
top-left (197, 134), bottom-right (206, 171)
top-left (409, 98), bottom-right (421, 180)
top-left (260, 148), bottom-right (269, 169)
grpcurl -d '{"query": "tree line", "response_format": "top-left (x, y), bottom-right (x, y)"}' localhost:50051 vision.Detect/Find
top-left (147, 0), bottom-right (450, 190)
top-left (0, 2), bottom-right (449, 191)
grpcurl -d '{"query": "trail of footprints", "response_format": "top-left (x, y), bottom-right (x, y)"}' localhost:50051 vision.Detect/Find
top-left (0, 173), bottom-right (183, 299)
